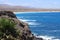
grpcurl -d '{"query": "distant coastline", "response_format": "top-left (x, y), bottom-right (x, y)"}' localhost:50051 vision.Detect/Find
top-left (0, 4), bottom-right (60, 12)
top-left (1, 8), bottom-right (60, 12)
top-left (1, 9), bottom-right (60, 12)
top-left (14, 11), bottom-right (60, 14)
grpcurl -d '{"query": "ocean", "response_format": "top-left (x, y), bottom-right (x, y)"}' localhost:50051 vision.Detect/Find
top-left (15, 12), bottom-right (60, 40)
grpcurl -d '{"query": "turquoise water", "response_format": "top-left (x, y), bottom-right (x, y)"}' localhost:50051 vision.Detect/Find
top-left (15, 12), bottom-right (60, 40)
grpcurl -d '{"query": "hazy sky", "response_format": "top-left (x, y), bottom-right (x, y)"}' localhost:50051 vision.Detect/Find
top-left (0, 0), bottom-right (60, 9)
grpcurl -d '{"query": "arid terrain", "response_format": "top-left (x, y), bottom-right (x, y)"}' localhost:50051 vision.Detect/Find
top-left (0, 4), bottom-right (60, 12)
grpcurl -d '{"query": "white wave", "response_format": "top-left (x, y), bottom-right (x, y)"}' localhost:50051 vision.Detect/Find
top-left (35, 35), bottom-right (60, 40)
top-left (22, 20), bottom-right (36, 22)
top-left (19, 19), bottom-right (36, 22)
top-left (19, 19), bottom-right (39, 25)
top-left (36, 35), bottom-right (54, 40)
top-left (27, 22), bottom-right (39, 25)
top-left (32, 33), bottom-right (60, 40)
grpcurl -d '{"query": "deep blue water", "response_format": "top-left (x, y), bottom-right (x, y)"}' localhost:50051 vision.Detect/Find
top-left (15, 12), bottom-right (60, 39)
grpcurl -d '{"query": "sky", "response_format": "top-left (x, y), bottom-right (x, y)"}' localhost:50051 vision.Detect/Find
top-left (0, 0), bottom-right (60, 9)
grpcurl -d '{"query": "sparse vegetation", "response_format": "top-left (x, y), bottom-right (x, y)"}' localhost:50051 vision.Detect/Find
top-left (0, 11), bottom-right (34, 40)
top-left (0, 18), bottom-right (20, 40)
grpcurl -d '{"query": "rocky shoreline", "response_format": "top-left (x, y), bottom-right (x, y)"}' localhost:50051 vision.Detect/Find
top-left (0, 11), bottom-right (43, 40)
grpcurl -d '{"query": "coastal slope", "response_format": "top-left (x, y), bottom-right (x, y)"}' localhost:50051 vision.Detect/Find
top-left (0, 4), bottom-right (60, 12)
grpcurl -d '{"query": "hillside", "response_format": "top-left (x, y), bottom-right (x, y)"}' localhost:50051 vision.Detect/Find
top-left (0, 4), bottom-right (60, 12)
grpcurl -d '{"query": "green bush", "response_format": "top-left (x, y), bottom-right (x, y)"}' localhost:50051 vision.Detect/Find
top-left (0, 18), bottom-right (15, 29)
top-left (0, 18), bottom-right (19, 39)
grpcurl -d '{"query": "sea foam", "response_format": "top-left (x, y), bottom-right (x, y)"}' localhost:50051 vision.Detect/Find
top-left (36, 35), bottom-right (60, 40)
top-left (19, 19), bottom-right (40, 25)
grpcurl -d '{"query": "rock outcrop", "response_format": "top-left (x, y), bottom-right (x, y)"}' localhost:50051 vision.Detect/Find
top-left (0, 11), bottom-right (35, 40)
top-left (0, 11), bottom-right (43, 40)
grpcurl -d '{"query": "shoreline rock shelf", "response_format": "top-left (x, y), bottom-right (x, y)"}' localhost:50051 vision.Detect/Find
top-left (0, 11), bottom-right (43, 40)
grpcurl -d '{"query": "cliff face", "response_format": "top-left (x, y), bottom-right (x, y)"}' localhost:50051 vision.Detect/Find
top-left (0, 11), bottom-right (34, 40)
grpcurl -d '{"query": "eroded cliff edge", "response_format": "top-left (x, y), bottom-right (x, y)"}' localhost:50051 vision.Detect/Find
top-left (0, 11), bottom-right (43, 40)
top-left (0, 11), bottom-right (35, 40)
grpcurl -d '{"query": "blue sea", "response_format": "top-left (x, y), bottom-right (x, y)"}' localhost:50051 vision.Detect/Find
top-left (15, 12), bottom-right (60, 40)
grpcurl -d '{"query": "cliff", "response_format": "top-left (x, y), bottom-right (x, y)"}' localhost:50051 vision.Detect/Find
top-left (0, 11), bottom-right (43, 40)
top-left (0, 11), bottom-right (35, 40)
